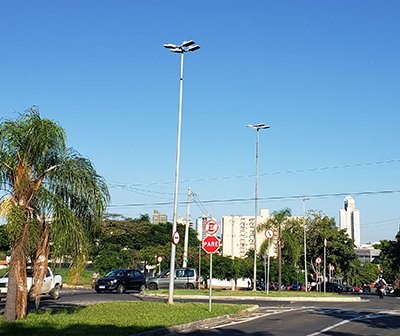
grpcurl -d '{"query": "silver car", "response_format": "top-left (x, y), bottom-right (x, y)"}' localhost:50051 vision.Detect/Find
top-left (146, 267), bottom-right (198, 290)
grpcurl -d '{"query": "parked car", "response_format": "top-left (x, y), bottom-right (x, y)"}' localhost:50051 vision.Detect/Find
top-left (146, 267), bottom-right (198, 290)
top-left (341, 284), bottom-right (354, 292)
top-left (325, 282), bottom-right (343, 293)
top-left (256, 280), bottom-right (265, 291)
top-left (290, 281), bottom-right (303, 291)
top-left (94, 269), bottom-right (146, 294)
top-left (0, 266), bottom-right (62, 300)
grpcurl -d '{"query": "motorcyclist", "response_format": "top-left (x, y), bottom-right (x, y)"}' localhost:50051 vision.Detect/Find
top-left (376, 275), bottom-right (387, 299)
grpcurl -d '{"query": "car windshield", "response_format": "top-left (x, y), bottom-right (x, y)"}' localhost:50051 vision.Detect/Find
top-left (105, 270), bottom-right (126, 277)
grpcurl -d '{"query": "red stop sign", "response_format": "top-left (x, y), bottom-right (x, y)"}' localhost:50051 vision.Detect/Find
top-left (202, 235), bottom-right (220, 254)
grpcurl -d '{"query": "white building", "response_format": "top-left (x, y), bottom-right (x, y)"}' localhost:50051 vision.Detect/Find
top-left (221, 209), bottom-right (270, 258)
top-left (339, 196), bottom-right (361, 247)
top-left (196, 214), bottom-right (215, 241)
top-left (355, 242), bottom-right (381, 263)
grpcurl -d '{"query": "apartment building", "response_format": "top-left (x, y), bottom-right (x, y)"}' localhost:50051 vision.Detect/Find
top-left (221, 209), bottom-right (270, 258)
top-left (339, 196), bottom-right (361, 247)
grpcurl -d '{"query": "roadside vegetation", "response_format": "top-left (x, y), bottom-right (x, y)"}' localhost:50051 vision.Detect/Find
top-left (0, 301), bottom-right (248, 336)
top-left (1, 108), bottom-right (399, 323)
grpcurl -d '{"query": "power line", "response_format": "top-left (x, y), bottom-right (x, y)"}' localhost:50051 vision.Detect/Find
top-left (192, 192), bottom-right (211, 215)
top-left (107, 159), bottom-right (400, 189)
top-left (107, 188), bottom-right (400, 208)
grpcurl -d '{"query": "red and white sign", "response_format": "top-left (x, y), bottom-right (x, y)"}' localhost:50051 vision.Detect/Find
top-left (330, 265), bottom-right (335, 271)
top-left (204, 219), bottom-right (219, 236)
top-left (172, 231), bottom-right (180, 245)
top-left (315, 257), bottom-right (322, 264)
top-left (202, 235), bottom-right (220, 254)
top-left (265, 229), bottom-right (274, 239)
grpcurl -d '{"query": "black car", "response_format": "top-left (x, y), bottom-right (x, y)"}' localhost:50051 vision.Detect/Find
top-left (94, 269), bottom-right (146, 294)
top-left (325, 282), bottom-right (343, 293)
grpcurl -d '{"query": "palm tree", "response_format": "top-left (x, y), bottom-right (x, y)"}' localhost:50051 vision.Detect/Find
top-left (258, 208), bottom-right (292, 290)
top-left (0, 108), bottom-right (109, 320)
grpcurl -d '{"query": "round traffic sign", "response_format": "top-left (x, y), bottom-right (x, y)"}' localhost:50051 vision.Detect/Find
top-left (172, 231), bottom-right (180, 245)
top-left (330, 265), bottom-right (335, 271)
top-left (202, 235), bottom-right (221, 254)
top-left (157, 256), bottom-right (163, 263)
top-left (315, 257), bottom-right (322, 264)
top-left (265, 229), bottom-right (274, 239)
top-left (204, 219), bottom-right (219, 235)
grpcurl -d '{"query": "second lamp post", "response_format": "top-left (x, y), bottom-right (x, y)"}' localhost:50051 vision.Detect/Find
top-left (247, 122), bottom-right (270, 291)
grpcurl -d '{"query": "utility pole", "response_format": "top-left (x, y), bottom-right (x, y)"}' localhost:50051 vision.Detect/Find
top-left (278, 221), bottom-right (282, 290)
top-left (323, 238), bottom-right (327, 294)
top-left (182, 187), bottom-right (191, 268)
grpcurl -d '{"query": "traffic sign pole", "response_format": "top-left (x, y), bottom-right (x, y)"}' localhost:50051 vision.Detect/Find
top-left (267, 238), bottom-right (271, 294)
top-left (209, 253), bottom-right (213, 312)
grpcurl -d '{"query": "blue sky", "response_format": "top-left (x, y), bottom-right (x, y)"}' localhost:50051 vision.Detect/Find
top-left (1, 1), bottom-right (399, 243)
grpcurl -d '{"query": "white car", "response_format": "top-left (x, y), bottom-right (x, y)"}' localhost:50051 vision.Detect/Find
top-left (0, 266), bottom-right (62, 300)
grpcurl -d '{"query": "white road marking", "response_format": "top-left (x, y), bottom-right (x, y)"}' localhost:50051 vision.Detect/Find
top-left (209, 307), bottom-right (308, 329)
top-left (306, 312), bottom-right (390, 336)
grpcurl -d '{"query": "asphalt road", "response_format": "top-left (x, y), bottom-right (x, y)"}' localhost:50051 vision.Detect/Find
top-left (169, 293), bottom-right (400, 336)
top-left (1, 289), bottom-right (399, 335)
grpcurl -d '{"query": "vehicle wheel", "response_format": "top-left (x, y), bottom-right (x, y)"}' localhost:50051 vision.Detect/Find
top-left (185, 283), bottom-right (195, 290)
top-left (95, 288), bottom-right (102, 293)
top-left (51, 286), bottom-right (61, 300)
top-left (139, 284), bottom-right (146, 294)
top-left (147, 283), bottom-right (158, 290)
top-left (116, 284), bottom-right (126, 294)
top-left (28, 292), bottom-right (35, 302)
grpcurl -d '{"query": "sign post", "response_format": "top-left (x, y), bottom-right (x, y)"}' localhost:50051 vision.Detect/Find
top-left (265, 229), bottom-right (274, 294)
top-left (202, 220), bottom-right (220, 312)
top-left (315, 256), bottom-right (322, 291)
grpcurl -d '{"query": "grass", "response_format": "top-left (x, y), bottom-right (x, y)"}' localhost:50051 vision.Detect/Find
top-left (0, 301), bottom-right (247, 336)
top-left (152, 288), bottom-right (340, 297)
top-left (53, 268), bottom-right (93, 287)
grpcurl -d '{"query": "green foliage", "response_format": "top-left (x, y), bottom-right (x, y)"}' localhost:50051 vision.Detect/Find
top-left (0, 225), bottom-right (10, 255)
top-left (0, 107), bottom-right (110, 272)
top-left (4, 205), bottom-right (25, 244)
top-left (0, 302), bottom-right (246, 336)
top-left (92, 244), bottom-right (132, 274)
top-left (95, 215), bottom-right (201, 274)
top-left (354, 262), bottom-right (380, 286)
top-left (306, 211), bottom-right (358, 282)
top-left (378, 231), bottom-right (400, 284)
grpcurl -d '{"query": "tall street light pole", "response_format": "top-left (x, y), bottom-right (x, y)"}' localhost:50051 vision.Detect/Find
top-left (247, 123), bottom-right (270, 291)
top-left (164, 40), bottom-right (200, 304)
top-left (301, 197), bottom-right (309, 292)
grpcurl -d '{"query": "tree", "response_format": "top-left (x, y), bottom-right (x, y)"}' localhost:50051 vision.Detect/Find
top-left (305, 211), bottom-right (358, 284)
top-left (377, 232), bottom-right (400, 285)
top-left (93, 244), bottom-right (132, 274)
top-left (0, 108), bottom-right (109, 320)
top-left (258, 208), bottom-right (293, 289)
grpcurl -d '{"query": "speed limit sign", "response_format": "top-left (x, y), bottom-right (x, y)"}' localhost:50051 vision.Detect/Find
top-left (265, 229), bottom-right (274, 239)
top-left (315, 257), bottom-right (322, 264)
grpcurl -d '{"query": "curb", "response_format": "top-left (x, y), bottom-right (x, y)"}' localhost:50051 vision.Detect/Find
top-left (133, 305), bottom-right (259, 336)
top-left (145, 293), bottom-right (364, 302)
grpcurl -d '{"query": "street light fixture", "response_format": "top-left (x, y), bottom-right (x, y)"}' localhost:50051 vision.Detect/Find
top-left (247, 122), bottom-right (270, 291)
top-left (164, 40), bottom-right (200, 304)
